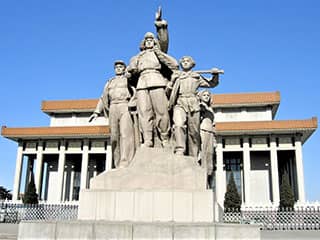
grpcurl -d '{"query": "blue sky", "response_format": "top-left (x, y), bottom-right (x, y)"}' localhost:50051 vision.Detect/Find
top-left (0, 0), bottom-right (319, 201)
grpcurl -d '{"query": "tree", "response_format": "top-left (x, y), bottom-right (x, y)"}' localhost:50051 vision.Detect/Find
top-left (0, 186), bottom-right (12, 200)
top-left (224, 171), bottom-right (241, 212)
top-left (23, 173), bottom-right (38, 204)
top-left (279, 171), bottom-right (295, 211)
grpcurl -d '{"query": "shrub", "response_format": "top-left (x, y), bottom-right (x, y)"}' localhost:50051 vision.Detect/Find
top-left (0, 186), bottom-right (12, 200)
top-left (279, 171), bottom-right (295, 211)
top-left (224, 171), bottom-right (241, 212)
top-left (23, 173), bottom-right (38, 204)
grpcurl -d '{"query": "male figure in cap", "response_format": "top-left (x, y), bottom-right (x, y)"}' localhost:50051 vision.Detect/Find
top-left (127, 31), bottom-right (178, 147)
top-left (89, 60), bottom-right (135, 168)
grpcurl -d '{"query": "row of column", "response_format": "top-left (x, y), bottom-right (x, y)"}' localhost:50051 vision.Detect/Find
top-left (12, 136), bottom-right (306, 204)
top-left (12, 139), bottom-right (112, 202)
top-left (215, 136), bottom-right (306, 208)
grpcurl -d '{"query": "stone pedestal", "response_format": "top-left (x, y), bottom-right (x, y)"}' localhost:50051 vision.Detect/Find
top-left (79, 190), bottom-right (214, 222)
top-left (18, 221), bottom-right (261, 240)
top-left (90, 147), bottom-right (207, 190)
top-left (78, 147), bottom-right (214, 222)
top-left (18, 147), bottom-right (261, 239)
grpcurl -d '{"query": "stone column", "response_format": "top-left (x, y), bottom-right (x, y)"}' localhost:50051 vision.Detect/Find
top-left (295, 136), bottom-right (306, 203)
top-left (243, 137), bottom-right (251, 205)
top-left (35, 141), bottom-right (43, 197)
top-left (13, 142), bottom-right (24, 201)
top-left (106, 141), bottom-right (112, 171)
top-left (270, 137), bottom-right (280, 205)
top-left (69, 168), bottom-right (75, 201)
top-left (24, 156), bottom-right (34, 193)
top-left (62, 171), bottom-right (67, 201)
top-left (57, 141), bottom-right (66, 202)
top-left (215, 139), bottom-right (225, 207)
top-left (44, 163), bottom-right (49, 201)
top-left (80, 139), bottom-right (89, 190)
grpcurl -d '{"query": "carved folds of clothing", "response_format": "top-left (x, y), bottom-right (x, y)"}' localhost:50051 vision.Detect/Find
top-left (127, 48), bottom-right (178, 145)
top-left (170, 71), bottom-right (218, 157)
top-left (200, 102), bottom-right (216, 175)
top-left (94, 75), bottom-right (135, 168)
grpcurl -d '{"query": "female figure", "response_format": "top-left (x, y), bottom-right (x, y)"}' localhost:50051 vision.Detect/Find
top-left (199, 90), bottom-right (216, 187)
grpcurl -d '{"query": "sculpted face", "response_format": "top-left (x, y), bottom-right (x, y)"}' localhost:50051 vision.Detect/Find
top-left (180, 57), bottom-right (194, 71)
top-left (201, 91), bottom-right (211, 104)
top-left (145, 37), bottom-right (155, 49)
top-left (114, 64), bottom-right (126, 75)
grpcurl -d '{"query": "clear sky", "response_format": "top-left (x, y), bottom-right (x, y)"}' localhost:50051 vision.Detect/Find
top-left (0, 0), bottom-right (319, 201)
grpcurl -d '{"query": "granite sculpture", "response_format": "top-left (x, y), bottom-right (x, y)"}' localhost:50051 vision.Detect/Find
top-left (89, 60), bottom-right (135, 168)
top-left (199, 89), bottom-right (217, 187)
top-left (168, 56), bottom-right (220, 157)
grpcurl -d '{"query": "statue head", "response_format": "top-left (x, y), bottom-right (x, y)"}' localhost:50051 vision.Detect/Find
top-left (144, 32), bottom-right (155, 39)
top-left (114, 60), bottom-right (126, 75)
top-left (140, 32), bottom-right (160, 50)
top-left (179, 56), bottom-right (196, 70)
top-left (199, 90), bottom-right (212, 105)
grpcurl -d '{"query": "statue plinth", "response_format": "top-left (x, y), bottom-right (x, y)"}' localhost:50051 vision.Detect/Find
top-left (91, 147), bottom-right (206, 190)
top-left (78, 147), bottom-right (215, 222)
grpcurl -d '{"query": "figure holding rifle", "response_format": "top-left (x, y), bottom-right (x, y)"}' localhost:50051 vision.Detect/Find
top-left (168, 56), bottom-right (222, 157)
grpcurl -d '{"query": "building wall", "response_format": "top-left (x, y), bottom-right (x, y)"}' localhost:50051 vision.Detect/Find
top-left (214, 106), bottom-right (273, 122)
top-left (46, 163), bottom-right (59, 202)
top-left (49, 105), bottom-right (272, 127)
top-left (12, 133), bottom-right (305, 206)
top-left (50, 113), bottom-right (108, 126)
top-left (14, 139), bottom-right (111, 203)
top-left (215, 134), bottom-right (304, 208)
top-left (249, 151), bottom-right (271, 204)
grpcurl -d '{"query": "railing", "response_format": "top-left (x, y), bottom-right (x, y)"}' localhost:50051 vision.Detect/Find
top-left (0, 202), bottom-right (78, 223)
top-left (223, 206), bottom-right (320, 230)
top-left (2, 200), bottom-right (320, 230)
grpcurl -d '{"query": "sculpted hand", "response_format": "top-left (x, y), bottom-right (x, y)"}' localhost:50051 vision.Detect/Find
top-left (89, 113), bottom-right (99, 122)
top-left (211, 68), bottom-right (220, 74)
top-left (128, 98), bottom-right (137, 109)
top-left (165, 81), bottom-right (173, 96)
top-left (155, 6), bottom-right (162, 21)
top-left (171, 70), bottom-right (180, 81)
top-left (124, 71), bottom-right (132, 79)
top-left (211, 68), bottom-right (224, 75)
top-left (154, 19), bottom-right (167, 28)
top-left (166, 81), bottom-right (173, 89)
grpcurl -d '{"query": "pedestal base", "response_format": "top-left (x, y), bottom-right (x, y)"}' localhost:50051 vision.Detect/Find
top-left (79, 190), bottom-right (214, 222)
top-left (79, 147), bottom-right (213, 222)
top-left (18, 221), bottom-right (261, 240)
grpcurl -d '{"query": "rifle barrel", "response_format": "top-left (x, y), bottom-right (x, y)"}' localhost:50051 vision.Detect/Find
top-left (195, 69), bottom-right (224, 74)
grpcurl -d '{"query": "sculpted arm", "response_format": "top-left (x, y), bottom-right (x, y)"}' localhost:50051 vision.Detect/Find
top-left (126, 56), bottom-right (139, 76)
top-left (89, 82), bottom-right (110, 122)
top-left (199, 72), bottom-right (219, 88)
top-left (155, 6), bottom-right (169, 53)
top-left (154, 48), bottom-right (179, 71)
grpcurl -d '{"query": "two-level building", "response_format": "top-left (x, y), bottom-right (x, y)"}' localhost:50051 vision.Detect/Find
top-left (1, 91), bottom-right (317, 208)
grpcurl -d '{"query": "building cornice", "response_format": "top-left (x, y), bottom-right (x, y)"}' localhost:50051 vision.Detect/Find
top-left (42, 99), bottom-right (98, 114)
top-left (2, 118), bottom-right (316, 143)
top-left (41, 91), bottom-right (281, 115)
top-left (1, 125), bottom-right (110, 141)
top-left (216, 117), bottom-right (317, 143)
top-left (212, 91), bottom-right (280, 118)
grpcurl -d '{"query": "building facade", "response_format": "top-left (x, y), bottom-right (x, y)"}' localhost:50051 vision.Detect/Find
top-left (1, 91), bottom-right (317, 208)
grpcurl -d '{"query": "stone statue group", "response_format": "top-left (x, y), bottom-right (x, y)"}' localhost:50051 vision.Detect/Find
top-left (89, 8), bottom-right (223, 184)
